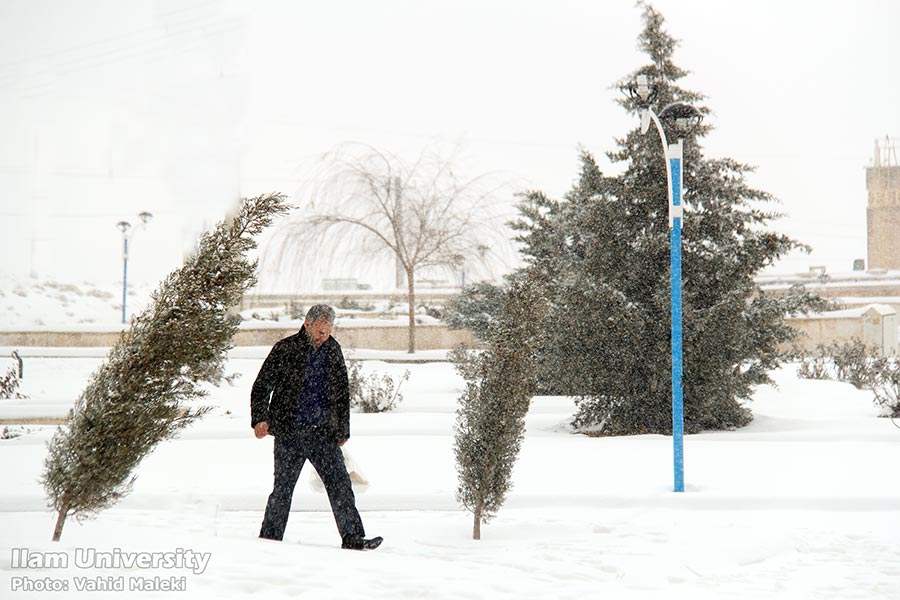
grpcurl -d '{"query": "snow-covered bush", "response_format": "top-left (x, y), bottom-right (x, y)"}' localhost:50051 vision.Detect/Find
top-left (831, 340), bottom-right (880, 389)
top-left (796, 348), bottom-right (832, 381)
top-left (796, 341), bottom-right (900, 417)
top-left (797, 340), bottom-right (880, 389)
top-left (1, 425), bottom-right (33, 439)
top-left (871, 358), bottom-right (900, 418)
top-left (347, 360), bottom-right (409, 413)
top-left (0, 358), bottom-right (26, 400)
top-left (337, 297), bottom-right (375, 311)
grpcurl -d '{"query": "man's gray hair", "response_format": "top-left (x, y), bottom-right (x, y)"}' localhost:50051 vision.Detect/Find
top-left (305, 304), bottom-right (336, 324)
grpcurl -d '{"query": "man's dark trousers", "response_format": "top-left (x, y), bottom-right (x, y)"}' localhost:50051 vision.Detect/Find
top-left (259, 427), bottom-right (365, 541)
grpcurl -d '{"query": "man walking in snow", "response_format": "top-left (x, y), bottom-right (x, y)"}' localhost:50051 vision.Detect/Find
top-left (251, 304), bottom-right (382, 550)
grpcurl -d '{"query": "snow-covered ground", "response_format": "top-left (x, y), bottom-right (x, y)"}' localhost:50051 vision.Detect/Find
top-left (1, 349), bottom-right (899, 599)
top-left (0, 274), bottom-right (153, 329)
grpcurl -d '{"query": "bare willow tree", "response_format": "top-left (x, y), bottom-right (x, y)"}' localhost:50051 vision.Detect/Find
top-left (268, 143), bottom-right (508, 353)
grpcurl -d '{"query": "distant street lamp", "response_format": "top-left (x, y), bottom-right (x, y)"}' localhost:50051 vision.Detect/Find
top-left (116, 211), bottom-right (153, 325)
top-left (451, 254), bottom-right (467, 289)
top-left (623, 74), bottom-right (702, 493)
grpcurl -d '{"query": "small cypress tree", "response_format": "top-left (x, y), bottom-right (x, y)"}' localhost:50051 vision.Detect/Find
top-left (42, 193), bottom-right (289, 541)
top-left (453, 276), bottom-right (544, 539)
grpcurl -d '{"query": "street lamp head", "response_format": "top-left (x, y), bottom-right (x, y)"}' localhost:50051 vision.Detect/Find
top-left (621, 74), bottom-right (658, 109)
top-left (138, 211), bottom-right (153, 225)
top-left (116, 221), bottom-right (131, 234)
top-left (658, 102), bottom-right (703, 135)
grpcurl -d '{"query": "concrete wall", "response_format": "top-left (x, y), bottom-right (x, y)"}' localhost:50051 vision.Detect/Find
top-left (759, 281), bottom-right (900, 299)
top-left (0, 325), bottom-right (480, 351)
top-left (0, 331), bottom-right (124, 347)
top-left (786, 305), bottom-right (899, 356)
top-left (233, 324), bottom-right (480, 350)
top-left (4, 309), bottom-right (894, 357)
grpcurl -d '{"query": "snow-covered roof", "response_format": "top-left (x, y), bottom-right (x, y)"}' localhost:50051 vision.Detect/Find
top-left (790, 303), bottom-right (897, 320)
top-left (756, 270), bottom-right (900, 290)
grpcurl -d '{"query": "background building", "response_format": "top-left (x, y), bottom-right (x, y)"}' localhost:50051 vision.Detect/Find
top-left (867, 137), bottom-right (900, 270)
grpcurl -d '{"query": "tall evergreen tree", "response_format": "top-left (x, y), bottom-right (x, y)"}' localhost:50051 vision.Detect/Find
top-left (512, 3), bottom-right (826, 435)
top-left (42, 193), bottom-right (289, 541)
top-left (443, 281), bottom-right (505, 343)
top-left (453, 275), bottom-right (544, 539)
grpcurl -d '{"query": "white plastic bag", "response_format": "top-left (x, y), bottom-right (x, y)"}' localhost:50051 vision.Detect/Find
top-left (309, 445), bottom-right (369, 494)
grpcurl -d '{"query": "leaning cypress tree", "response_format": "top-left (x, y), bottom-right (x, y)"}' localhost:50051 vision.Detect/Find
top-left (511, 3), bottom-right (826, 435)
top-left (453, 275), bottom-right (544, 540)
top-left (42, 193), bottom-right (289, 541)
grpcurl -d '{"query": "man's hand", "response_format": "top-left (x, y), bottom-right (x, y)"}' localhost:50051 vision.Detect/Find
top-left (338, 438), bottom-right (347, 447)
top-left (254, 422), bottom-right (269, 439)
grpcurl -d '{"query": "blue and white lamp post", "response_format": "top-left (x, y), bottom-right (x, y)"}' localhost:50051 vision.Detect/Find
top-left (624, 75), bottom-right (702, 493)
top-left (116, 211), bottom-right (153, 325)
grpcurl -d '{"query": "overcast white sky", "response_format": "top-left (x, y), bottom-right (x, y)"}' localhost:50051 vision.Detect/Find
top-left (0, 0), bottom-right (898, 291)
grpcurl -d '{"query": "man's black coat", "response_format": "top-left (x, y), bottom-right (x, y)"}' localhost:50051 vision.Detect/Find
top-left (250, 326), bottom-right (351, 441)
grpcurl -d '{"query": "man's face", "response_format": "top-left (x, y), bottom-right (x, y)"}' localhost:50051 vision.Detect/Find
top-left (305, 318), bottom-right (333, 348)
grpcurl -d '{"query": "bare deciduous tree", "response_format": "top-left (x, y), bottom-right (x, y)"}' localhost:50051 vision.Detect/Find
top-left (267, 143), bottom-right (508, 353)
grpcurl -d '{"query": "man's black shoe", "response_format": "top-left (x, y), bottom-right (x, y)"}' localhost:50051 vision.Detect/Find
top-left (341, 535), bottom-right (383, 551)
